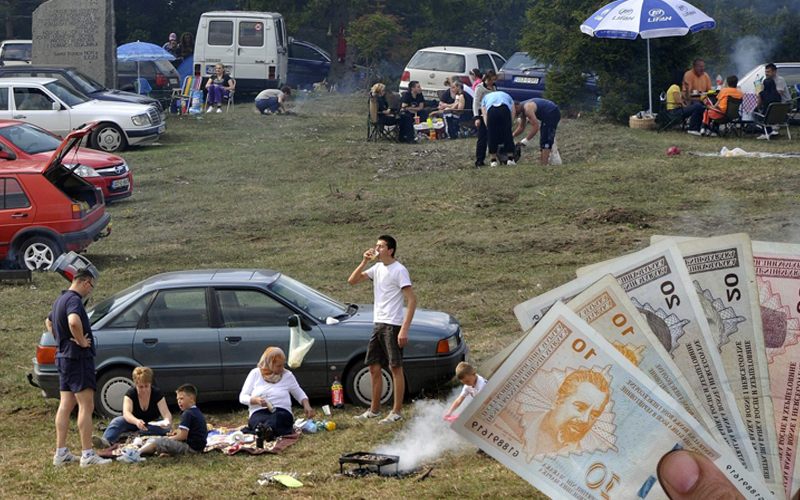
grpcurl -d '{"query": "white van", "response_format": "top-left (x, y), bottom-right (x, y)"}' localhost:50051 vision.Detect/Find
top-left (193, 11), bottom-right (288, 93)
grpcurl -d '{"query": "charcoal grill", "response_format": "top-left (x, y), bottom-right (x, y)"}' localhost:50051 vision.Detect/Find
top-left (339, 452), bottom-right (400, 476)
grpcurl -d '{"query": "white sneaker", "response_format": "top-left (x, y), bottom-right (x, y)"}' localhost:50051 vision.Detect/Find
top-left (378, 411), bottom-right (403, 424)
top-left (490, 160), bottom-right (498, 167)
top-left (80, 453), bottom-right (112, 467)
top-left (116, 450), bottom-right (146, 464)
top-left (709, 132), bottom-right (718, 137)
top-left (770, 130), bottom-right (779, 136)
top-left (354, 409), bottom-right (381, 420)
top-left (506, 159), bottom-right (516, 166)
top-left (687, 130), bottom-right (702, 136)
top-left (206, 107), bottom-right (213, 114)
top-left (216, 108), bottom-right (222, 113)
top-left (53, 450), bottom-right (79, 467)
top-left (757, 133), bottom-right (770, 140)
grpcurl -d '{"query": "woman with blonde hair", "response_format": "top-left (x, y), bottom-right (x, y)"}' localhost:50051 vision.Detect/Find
top-left (205, 62), bottom-right (235, 113)
top-left (91, 367), bottom-right (171, 449)
top-left (239, 347), bottom-right (314, 437)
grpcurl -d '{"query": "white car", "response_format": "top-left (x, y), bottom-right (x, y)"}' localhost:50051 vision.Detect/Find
top-left (0, 39), bottom-right (31, 67)
top-left (0, 77), bottom-right (165, 152)
top-left (738, 62), bottom-right (800, 94)
top-left (399, 46), bottom-right (506, 100)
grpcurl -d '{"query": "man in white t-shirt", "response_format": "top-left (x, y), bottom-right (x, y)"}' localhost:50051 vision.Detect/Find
top-left (348, 235), bottom-right (417, 424)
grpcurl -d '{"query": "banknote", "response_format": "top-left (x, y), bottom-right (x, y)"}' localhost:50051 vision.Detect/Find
top-left (452, 302), bottom-right (774, 500)
top-left (752, 241), bottom-right (800, 500)
top-left (657, 234), bottom-right (783, 498)
top-left (576, 240), bottom-right (761, 472)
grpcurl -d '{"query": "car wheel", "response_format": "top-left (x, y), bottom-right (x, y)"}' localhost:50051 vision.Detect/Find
top-left (18, 235), bottom-right (61, 271)
top-left (95, 368), bottom-right (134, 418)
top-left (91, 123), bottom-right (127, 153)
top-left (344, 359), bottom-right (393, 407)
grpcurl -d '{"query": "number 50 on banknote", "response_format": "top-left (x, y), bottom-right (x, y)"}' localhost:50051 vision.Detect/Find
top-left (451, 302), bottom-right (773, 500)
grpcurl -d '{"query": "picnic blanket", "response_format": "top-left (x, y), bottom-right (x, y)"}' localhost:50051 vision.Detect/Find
top-left (691, 147), bottom-right (800, 158)
top-left (96, 424), bottom-right (300, 458)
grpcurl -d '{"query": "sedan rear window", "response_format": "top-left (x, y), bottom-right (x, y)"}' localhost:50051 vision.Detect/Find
top-left (407, 51), bottom-right (466, 73)
top-left (502, 53), bottom-right (546, 71)
top-left (0, 178), bottom-right (30, 209)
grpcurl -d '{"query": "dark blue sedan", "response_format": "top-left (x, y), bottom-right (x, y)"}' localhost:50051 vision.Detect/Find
top-left (30, 269), bottom-right (467, 417)
top-left (496, 52), bottom-right (598, 104)
top-left (287, 40), bottom-right (331, 90)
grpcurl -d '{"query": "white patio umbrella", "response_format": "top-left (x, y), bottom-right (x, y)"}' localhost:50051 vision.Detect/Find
top-left (580, 0), bottom-right (715, 114)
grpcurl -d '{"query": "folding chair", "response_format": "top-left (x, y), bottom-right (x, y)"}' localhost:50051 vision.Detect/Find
top-left (754, 102), bottom-right (792, 140)
top-left (133, 78), bottom-right (152, 96)
top-left (170, 75), bottom-right (203, 115)
top-left (367, 93), bottom-right (400, 142)
top-left (709, 97), bottom-right (742, 138)
top-left (656, 91), bottom-right (687, 133)
top-left (224, 78), bottom-right (236, 112)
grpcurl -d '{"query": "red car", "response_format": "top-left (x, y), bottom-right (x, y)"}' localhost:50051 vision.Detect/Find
top-left (0, 124), bottom-right (111, 270)
top-left (0, 120), bottom-right (132, 202)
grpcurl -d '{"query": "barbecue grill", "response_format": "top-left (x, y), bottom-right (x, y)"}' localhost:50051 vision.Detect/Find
top-left (339, 452), bottom-right (400, 476)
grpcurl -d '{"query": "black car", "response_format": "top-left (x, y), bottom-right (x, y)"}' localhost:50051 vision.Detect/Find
top-left (117, 60), bottom-right (180, 102)
top-left (0, 64), bottom-right (164, 113)
top-left (287, 40), bottom-right (331, 90)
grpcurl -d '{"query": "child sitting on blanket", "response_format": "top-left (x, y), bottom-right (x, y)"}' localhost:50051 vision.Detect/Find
top-left (444, 362), bottom-right (487, 421)
top-left (122, 384), bottom-right (207, 462)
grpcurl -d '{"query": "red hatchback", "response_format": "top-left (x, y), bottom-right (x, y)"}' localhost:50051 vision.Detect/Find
top-left (0, 120), bottom-right (133, 202)
top-left (0, 124), bottom-right (111, 270)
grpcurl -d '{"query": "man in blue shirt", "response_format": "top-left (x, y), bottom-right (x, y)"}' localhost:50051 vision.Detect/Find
top-left (513, 98), bottom-right (562, 165)
top-left (47, 269), bottom-right (110, 468)
top-left (481, 91), bottom-right (517, 167)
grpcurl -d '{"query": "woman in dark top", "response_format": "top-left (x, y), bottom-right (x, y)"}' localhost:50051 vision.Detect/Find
top-left (205, 62), bottom-right (235, 113)
top-left (371, 83), bottom-right (414, 142)
top-left (92, 367), bottom-right (171, 448)
top-left (756, 78), bottom-right (782, 138)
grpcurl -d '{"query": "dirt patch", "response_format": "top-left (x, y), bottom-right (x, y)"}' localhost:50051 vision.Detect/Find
top-left (578, 206), bottom-right (653, 228)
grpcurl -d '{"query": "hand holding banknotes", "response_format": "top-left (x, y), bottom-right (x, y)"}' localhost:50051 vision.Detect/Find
top-left (658, 450), bottom-right (743, 500)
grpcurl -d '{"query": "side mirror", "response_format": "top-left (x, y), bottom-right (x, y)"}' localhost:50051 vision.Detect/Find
top-left (496, 71), bottom-right (506, 82)
top-left (287, 316), bottom-right (299, 327)
top-left (0, 148), bottom-right (15, 160)
top-left (52, 101), bottom-right (61, 111)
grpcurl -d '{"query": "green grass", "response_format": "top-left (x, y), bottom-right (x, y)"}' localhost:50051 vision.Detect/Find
top-left (3, 92), bottom-right (800, 499)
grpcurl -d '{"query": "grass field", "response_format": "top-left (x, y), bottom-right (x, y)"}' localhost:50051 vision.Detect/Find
top-left (2, 92), bottom-right (800, 499)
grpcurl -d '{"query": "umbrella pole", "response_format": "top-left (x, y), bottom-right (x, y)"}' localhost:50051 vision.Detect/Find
top-left (137, 62), bottom-right (140, 94)
top-left (647, 38), bottom-right (653, 115)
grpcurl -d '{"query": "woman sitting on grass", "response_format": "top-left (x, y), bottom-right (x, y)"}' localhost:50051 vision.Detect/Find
top-left (239, 347), bottom-right (314, 438)
top-left (92, 367), bottom-right (171, 449)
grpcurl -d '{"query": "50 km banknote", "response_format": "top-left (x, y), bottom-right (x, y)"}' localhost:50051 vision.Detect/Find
top-left (451, 302), bottom-right (773, 500)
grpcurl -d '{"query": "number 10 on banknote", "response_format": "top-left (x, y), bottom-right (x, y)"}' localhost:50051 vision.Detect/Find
top-left (451, 302), bottom-right (773, 500)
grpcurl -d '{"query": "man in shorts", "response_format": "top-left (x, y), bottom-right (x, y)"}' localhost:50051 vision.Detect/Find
top-left (348, 235), bottom-right (417, 424)
top-left (47, 268), bottom-right (111, 467)
top-left (513, 98), bottom-right (562, 165)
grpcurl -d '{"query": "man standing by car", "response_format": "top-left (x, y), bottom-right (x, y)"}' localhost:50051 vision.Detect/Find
top-left (513, 98), bottom-right (561, 165)
top-left (47, 269), bottom-right (111, 468)
top-left (348, 235), bottom-right (417, 424)
top-left (764, 63), bottom-right (791, 102)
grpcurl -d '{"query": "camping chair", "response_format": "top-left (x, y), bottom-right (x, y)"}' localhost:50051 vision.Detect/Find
top-left (170, 75), bottom-right (203, 115)
top-left (709, 96), bottom-right (742, 138)
top-left (754, 101), bottom-right (792, 140)
top-left (224, 78), bottom-right (236, 112)
top-left (133, 78), bottom-right (152, 96)
top-left (367, 92), bottom-right (400, 142)
top-left (656, 91), bottom-right (687, 133)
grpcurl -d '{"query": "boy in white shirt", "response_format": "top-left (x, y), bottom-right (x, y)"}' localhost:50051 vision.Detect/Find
top-left (348, 235), bottom-right (417, 424)
top-left (444, 362), bottom-right (487, 420)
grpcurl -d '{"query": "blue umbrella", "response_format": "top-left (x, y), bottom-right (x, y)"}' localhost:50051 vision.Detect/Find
top-left (117, 41), bottom-right (176, 92)
top-left (581, 0), bottom-right (715, 114)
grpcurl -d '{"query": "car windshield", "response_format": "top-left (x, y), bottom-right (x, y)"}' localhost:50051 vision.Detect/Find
top-left (2, 43), bottom-right (31, 61)
top-left (269, 275), bottom-right (347, 322)
top-left (154, 60), bottom-right (177, 74)
top-left (0, 123), bottom-right (62, 154)
top-left (44, 81), bottom-right (90, 106)
top-left (67, 69), bottom-right (106, 93)
top-left (87, 282), bottom-right (145, 325)
top-left (502, 53), bottom-right (546, 71)
top-left (407, 51), bottom-right (466, 73)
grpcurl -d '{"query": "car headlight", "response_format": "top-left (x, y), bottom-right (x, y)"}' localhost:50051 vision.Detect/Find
top-left (71, 164), bottom-right (100, 177)
top-left (437, 333), bottom-right (460, 354)
top-left (131, 113), bottom-right (151, 126)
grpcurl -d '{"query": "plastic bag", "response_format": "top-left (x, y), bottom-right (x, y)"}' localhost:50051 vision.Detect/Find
top-left (548, 140), bottom-right (562, 165)
top-left (288, 315), bottom-right (315, 368)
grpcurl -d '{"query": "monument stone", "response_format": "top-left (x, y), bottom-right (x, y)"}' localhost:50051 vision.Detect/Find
top-left (32, 0), bottom-right (116, 88)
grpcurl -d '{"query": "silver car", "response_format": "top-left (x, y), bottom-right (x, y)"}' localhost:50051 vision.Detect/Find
top-left (30, 269), bottom-right (467, 417)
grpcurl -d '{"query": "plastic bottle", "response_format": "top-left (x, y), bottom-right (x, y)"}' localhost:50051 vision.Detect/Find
top-left (331, 376), bottom-right (344, 409)
top-left (430, 128), bottom-right (436, 140)
top-left (715, 73), bottom-right (723, 91)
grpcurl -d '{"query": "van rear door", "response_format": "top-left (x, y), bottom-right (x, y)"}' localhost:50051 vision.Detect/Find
top-left (234, 17), bottom-right (268, 89)
top-left (200, 17), bottom-right (235, 78)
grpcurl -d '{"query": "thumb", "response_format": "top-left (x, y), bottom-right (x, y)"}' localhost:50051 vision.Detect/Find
top-left (657, 450), bottom-right (744, 500)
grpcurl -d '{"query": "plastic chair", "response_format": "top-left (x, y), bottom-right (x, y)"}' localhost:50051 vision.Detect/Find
top-left (656, 91), bottom-right (687, 133)
top-left (709, 96), bottom-right (742, 138)
top-left (133, 78), bottom-right (152, 96)
top-left (754, 102), bottom-right (792, 140)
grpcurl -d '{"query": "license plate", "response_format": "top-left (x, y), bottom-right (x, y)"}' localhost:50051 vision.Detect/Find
top-left (514, 76), bottom-right (540, 85)
top-left (112, 178), bottom-right (130, 189)
top-left (158, 123), bottom-right (166, 134)
top-left (422, 90), bottom-right (438, 98)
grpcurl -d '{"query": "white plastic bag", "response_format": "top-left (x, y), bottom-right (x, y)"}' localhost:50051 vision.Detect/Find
top-left (288, 315), bottom-right (315, 368)
top-left (548, 140), bottom-right (562, 165)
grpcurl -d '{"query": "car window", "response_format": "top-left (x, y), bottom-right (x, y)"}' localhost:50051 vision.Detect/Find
top-left (276, 18), bottom-right (285, 48)
top-left (33, 72), bottom-right (81, 94)
top-left (407, 51), bottom-right (466, 73)
top-left (476, 54), bottom-right (494, 73)
top-left (268, 275), bottom-right (347, 322)
top-left (106, 291), bottom-right (155, 329)
top-left (217, 289), bottom-right (293, 327)
top-left (491, 54), bottom-right (506, 71)
top-left (2, 43), bottom-right (31, 61)
top-left (0, 87), bottom-right (8, 110)
top-left (208, 20), bottom-right (233, 46)
top-left (88, 282), bottom-right (146, 325)
top-left (291, 43), bottom-right (326, 61)
top-left (145, 288), bottom-right (208, 329)
top-left (154, 60), bottom-right (176, 74)
top-left (67, 69), bottom-right (105, 93)
top-left (0, 123), bottom-right (62, 154)
top-left (14, 87), bottom-right (53, 111)
top-left (0, 178), bottom-right (30, 209)
top-left (778, 66), bottom-right (800, 87)
top-left (502, 53), bottom-right (546, 71)
top-left (44, 81), bottom-right (89, 107)
top-left (239, 21), bottom-right (264, 47)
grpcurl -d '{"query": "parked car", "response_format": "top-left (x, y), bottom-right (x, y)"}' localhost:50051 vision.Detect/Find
top-left (496, 52), bottom-right (599, 105)
top-left (117, 60), bottom-right (180, 101)
top-left (0, 77), bottom-right (165, 153)
top-left (287, 39), bottom-right (330, 89)
top-left (0, 120), bottom-right (132, 202)
top-left (0, 39), bottom-right (31, 66)
top-left (30, 269), bottom-right (468, 417)
top-left (399, 46), bottom-right (506, 100)
top-left (739, 62), bottom-right (800, 94)
top-left (0, 123), bottom-right (111, 270)
top-left (0, 65), bottom-right (165, 116)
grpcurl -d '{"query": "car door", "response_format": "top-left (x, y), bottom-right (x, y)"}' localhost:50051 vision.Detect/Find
top-left (491, 54), bottom-right (506, 73)
top-left (0, 177), bottom-right (35, 250)
top-left (476, 53), bottom-right (495, 74)
top-left (213, 287), bottom-right (327, 393)
top-left (288, 42), bottom-right (329, 88)
top-left (235, 19), bottom-right (268, 86)
top-left (133, 287), bottom-right (223, 393)
top-left (202, 18), bottom-right (235, 78)
top-left (10, 85), bottom-right (71, 137)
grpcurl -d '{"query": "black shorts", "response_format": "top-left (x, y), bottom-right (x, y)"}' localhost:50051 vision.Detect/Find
top-left (56, 357), bottom-right (96, 393)
top-left (365, 323), bottom-right (403, 367)
top-left (539, 108), bottom-right (561, 150)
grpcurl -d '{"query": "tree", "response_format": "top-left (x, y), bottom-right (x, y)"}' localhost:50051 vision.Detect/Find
top-left (0, 0), bottom-right (44, 39)
top-left (347, 11), bottom-right (406, 85)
